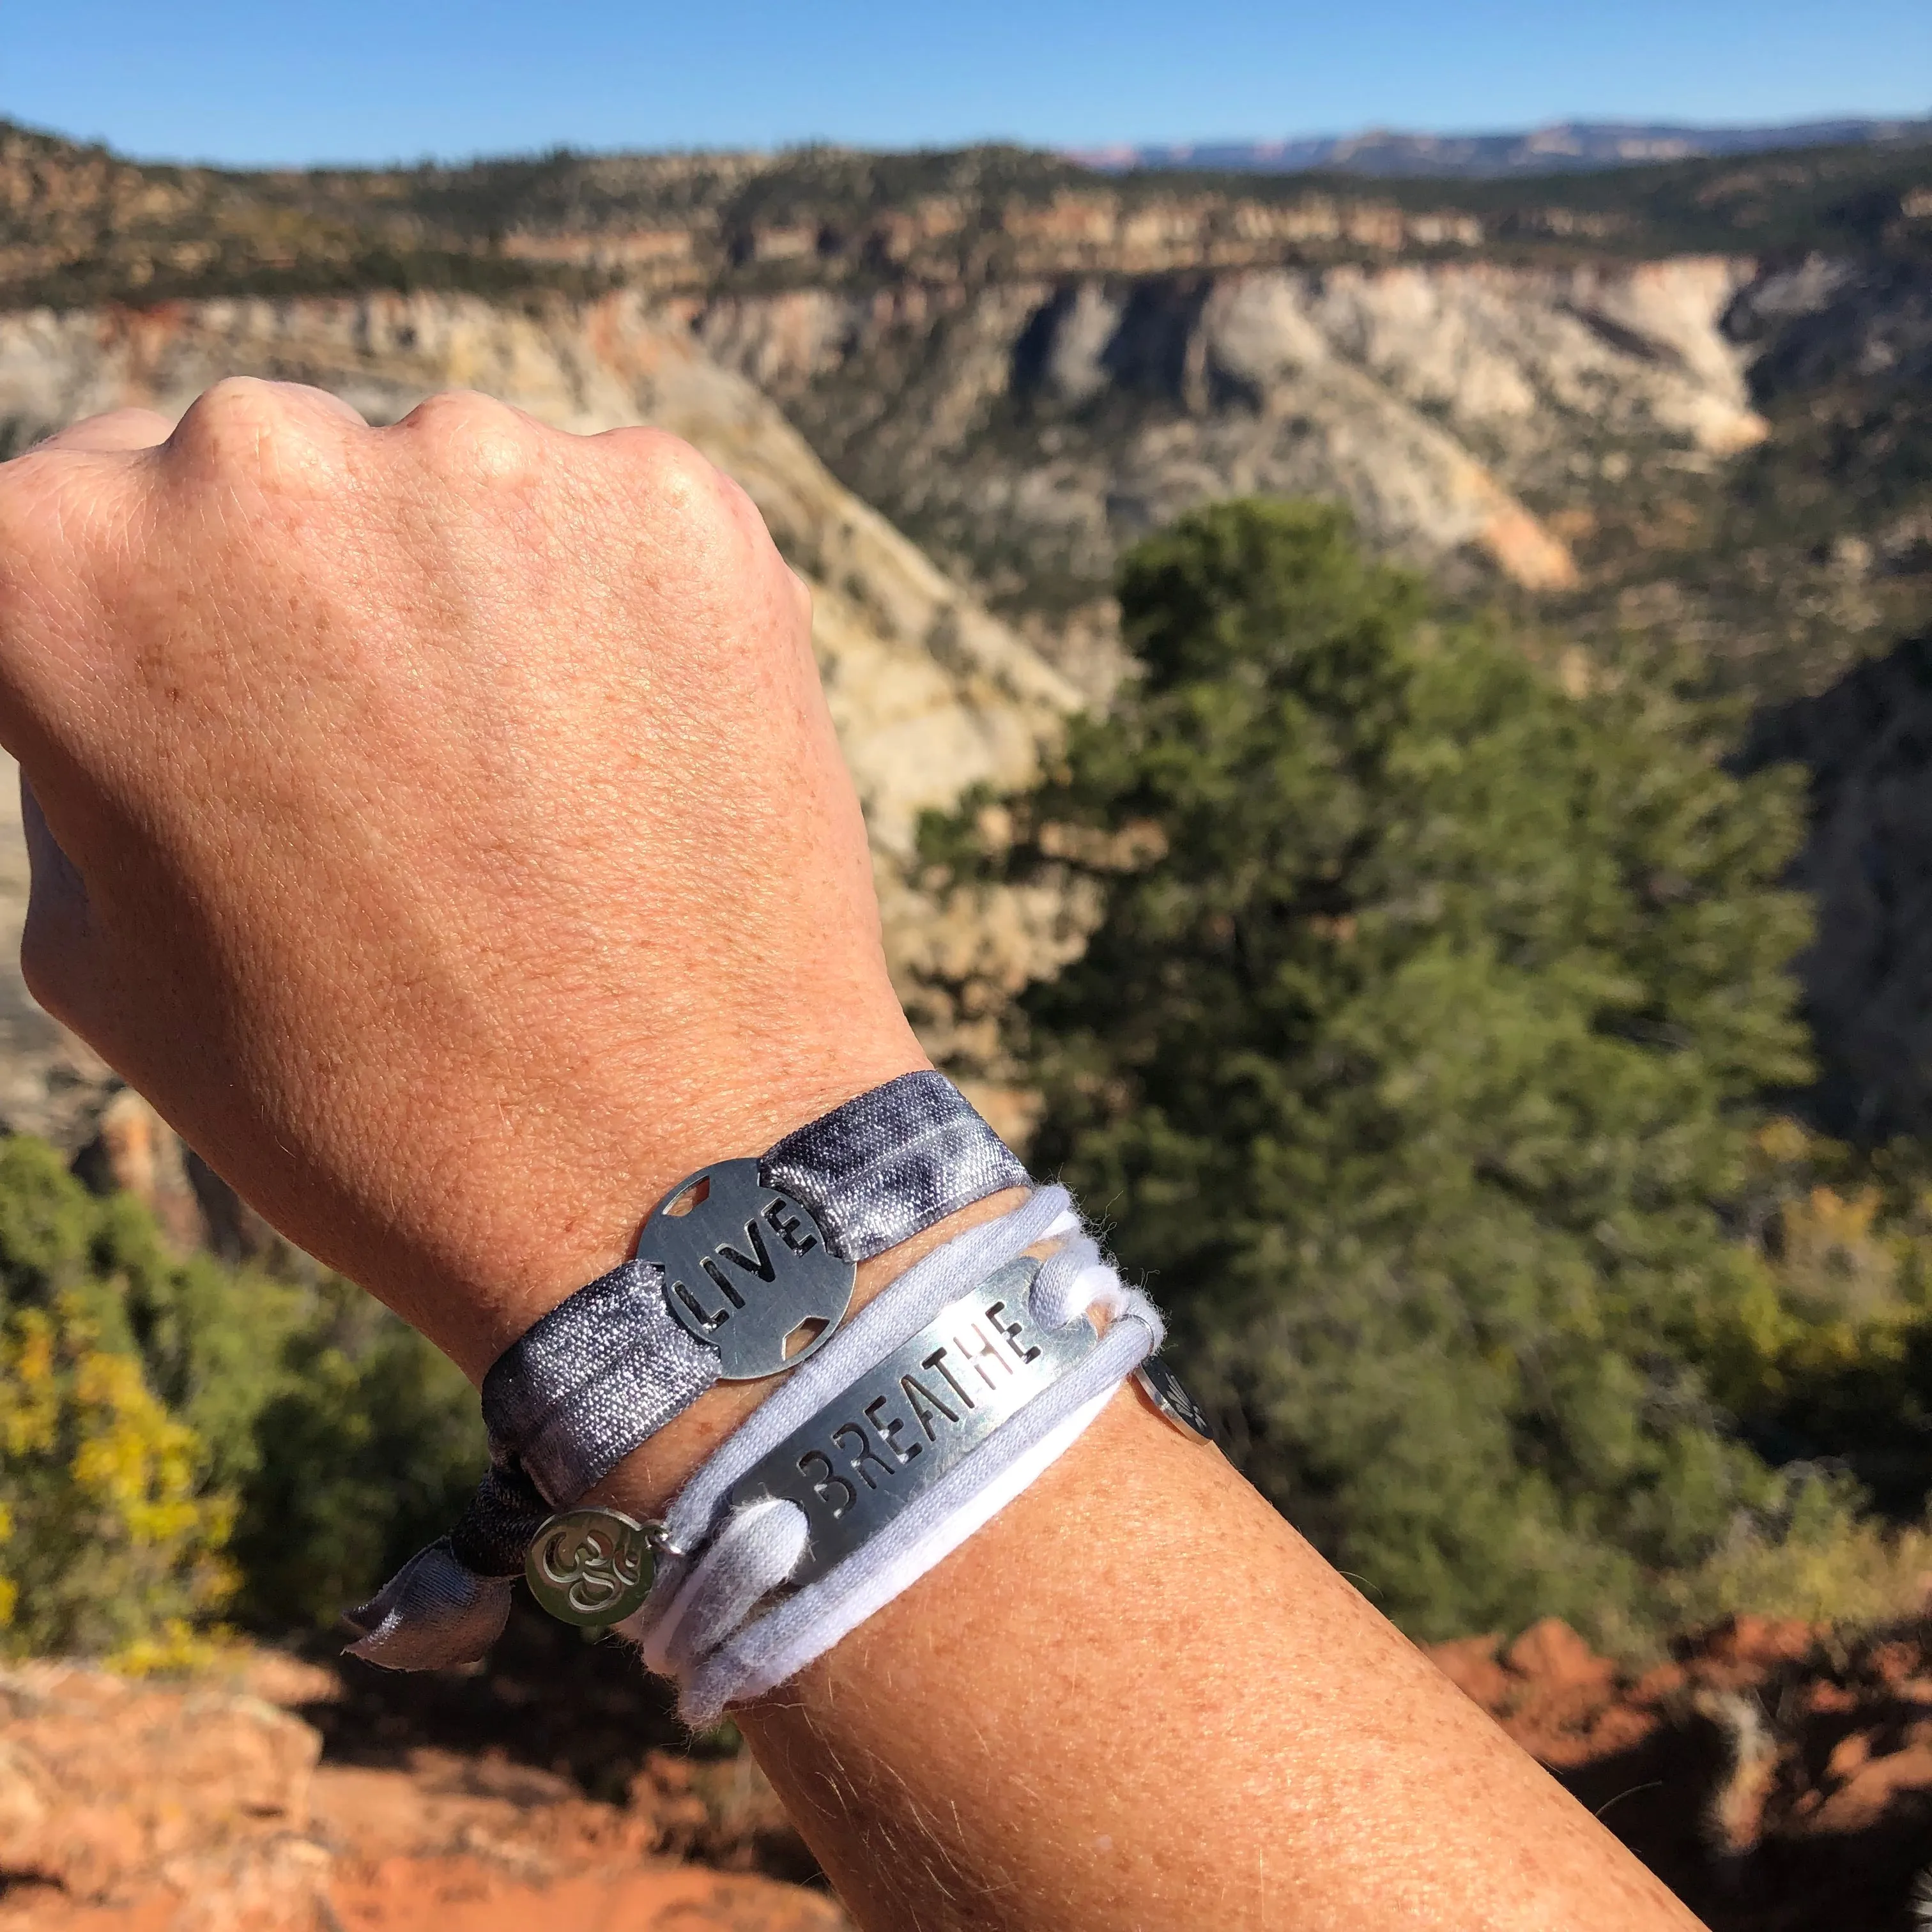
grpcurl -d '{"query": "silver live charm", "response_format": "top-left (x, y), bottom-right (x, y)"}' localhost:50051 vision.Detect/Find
top-left (643, 1158), bottom-right (856, 1381)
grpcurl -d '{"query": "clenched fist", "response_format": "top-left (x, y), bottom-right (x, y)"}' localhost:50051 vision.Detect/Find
top-left (0, 380), bottom-right (924, 1376)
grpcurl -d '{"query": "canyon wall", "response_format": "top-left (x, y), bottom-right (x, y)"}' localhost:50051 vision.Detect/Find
top-left (689, 256), bottom-right (1770, 686)
top-left (0, 146), bottom-right (1926, 1150)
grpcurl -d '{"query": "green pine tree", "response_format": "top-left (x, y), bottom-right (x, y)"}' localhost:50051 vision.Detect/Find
top-left (927, 499), bottom-right (1820, 1640)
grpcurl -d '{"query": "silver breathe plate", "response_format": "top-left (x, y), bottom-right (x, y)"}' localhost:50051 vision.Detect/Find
top-left (727, 1257), bottom-right (1097, 1586)
top-left (643, 1157), bottom-right (856, 1381)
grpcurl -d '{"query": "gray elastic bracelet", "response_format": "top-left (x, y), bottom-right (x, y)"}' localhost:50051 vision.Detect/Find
top-left (485, 1070), bottom-right (1028, 1503)
top-left (344, 1071), bottom-right (1028, 1669)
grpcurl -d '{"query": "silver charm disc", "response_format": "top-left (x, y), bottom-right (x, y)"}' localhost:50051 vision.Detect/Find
top-left (643, 1157), bottom-right (856, 1381)
top-left (525, 1506), bottom-right (657, 1627)
top-left (1134, 1357), bottom-right (1216, 1443)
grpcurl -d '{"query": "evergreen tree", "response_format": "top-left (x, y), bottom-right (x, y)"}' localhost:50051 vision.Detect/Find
top-left (930, 500), bottom-right (1819, 1639)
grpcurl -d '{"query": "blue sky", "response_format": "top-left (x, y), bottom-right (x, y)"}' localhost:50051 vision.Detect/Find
top-left (4, 0), bottom-right (1928, 167)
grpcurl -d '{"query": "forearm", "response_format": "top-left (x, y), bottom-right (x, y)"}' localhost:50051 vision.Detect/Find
top-left (599, 1212), bottom-right (1699, 1932)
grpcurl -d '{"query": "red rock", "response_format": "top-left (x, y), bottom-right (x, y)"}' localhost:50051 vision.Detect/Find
top-left (1805, 1682), bottom-right (1860, 1716)
top-left (1871, 1640), bottom-right (1919, 1685)
top-left (1811, 1745), bottom-right (1932, 1834)
top-left (0, 1666), bottom-right (318, 1901)
top-left (1425, 1636), bottom-right (1512, 1711)
top-left (1580, 1705), bottom-right (1659, 1756)
top-left (1698, 1614), bottom-right (1817, 1671)
top-left (0, 1658), bottom-right (840, 1932)
top-left (162, 1837), bottom-right (334, 1932)
top-left (632, 1751), bottom-right (693, 1798)
top-left (326, 1858), bottom-right (848, 1932)
top-left (0, 1857), bottom-right (844, 1932)
top-left (1629, 1664), bottom-right (1687, 1704)
top-left (1503, 1618), bottom-right (1614, 1692)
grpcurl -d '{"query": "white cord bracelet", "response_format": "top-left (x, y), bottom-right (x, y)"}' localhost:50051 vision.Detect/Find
top-left (620, 1187), bottom-right (1162, 1723)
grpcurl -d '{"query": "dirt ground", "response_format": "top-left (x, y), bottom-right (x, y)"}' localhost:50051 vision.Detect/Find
top-left (8, 1602), bottom-right (1932, 1930)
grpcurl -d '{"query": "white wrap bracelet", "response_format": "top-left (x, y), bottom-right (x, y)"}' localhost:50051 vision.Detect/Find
top-left (625, 1184), bottom-right (1166, 1723)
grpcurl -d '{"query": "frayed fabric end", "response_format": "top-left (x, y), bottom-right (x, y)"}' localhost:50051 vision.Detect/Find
top-left (342, 1538), bottom-right (514, 1670)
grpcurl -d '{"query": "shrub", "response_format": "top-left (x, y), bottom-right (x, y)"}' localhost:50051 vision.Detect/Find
top-left (1652, 1469), bottom-right (1932, 1634)
top-left (0, 1135), bottom-right (303, 1491)
top-left (226, 1277), bottom-right (483, 1630)
top-left (0, 1132), bottom-right (484, 1651)
top-left (0, 1294), bottom-right (234, 1664)
top-left (1705, 1119), bottom-right (1932, 1520)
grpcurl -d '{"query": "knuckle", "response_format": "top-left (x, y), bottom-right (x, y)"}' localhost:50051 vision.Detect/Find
top-left (173, 376), bottom-right (291, 443)
top-left (29, 406), bottom-right (171, 454)
top-left (607, 427), bottom-right (724, 512)
top-left (611, 433), bottom-right (767, 566)
top-left (166, 378), bottom-right (337, 481)
top-left (399, 389), bottom-right (543, 477)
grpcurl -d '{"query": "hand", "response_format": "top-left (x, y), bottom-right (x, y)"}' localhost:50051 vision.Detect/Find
top-left (0, 381), bottom-right (926, 1376)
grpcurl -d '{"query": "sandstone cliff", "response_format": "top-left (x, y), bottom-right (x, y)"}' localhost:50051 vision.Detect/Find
top-left (0, 128), bottom-right (1928, 1151)
top-left (1745, 630), bottom-right (1932, 1138)
top-left (689, 256), bottom-right (1769, 682)
top-left (0, 293), bottom-right (1086, 1147)
top-left (5, 121), bottom-right (1926, 702)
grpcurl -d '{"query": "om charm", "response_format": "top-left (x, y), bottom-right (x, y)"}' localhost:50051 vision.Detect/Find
top-left (525, 1506), bottom-right (658, 1627)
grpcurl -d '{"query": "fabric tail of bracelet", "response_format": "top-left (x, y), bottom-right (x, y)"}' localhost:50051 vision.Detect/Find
top-left (341, 1458), bottom-right (550, 1669)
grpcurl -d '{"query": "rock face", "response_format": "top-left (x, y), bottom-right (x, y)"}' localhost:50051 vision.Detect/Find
top-left (17, 1623), bottom-right (1932, 1932)
top-left (0, 1658), bottom-right (846, 1932)
top-left (0, 293), bottom-right (1087, 1147)
top-left (1744, 631), bottom-right (1932, 1138)
top-left (0, 1661), bottom-right (327, 1926)
top-left (691, 256), bottom-right (1768, 676)
top-left (1428, 1613), bottom-right (1932, 1932)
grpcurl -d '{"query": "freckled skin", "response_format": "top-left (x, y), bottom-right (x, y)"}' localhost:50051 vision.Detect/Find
top-left (0, 385), bottom-right (1706, 1932)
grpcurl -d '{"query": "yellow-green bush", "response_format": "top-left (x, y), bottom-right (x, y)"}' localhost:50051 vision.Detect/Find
top-left (0, 1294), bottom-right (234, 1664)
top-left (1653, 1473), bottom-right (1932, 1632)
top-left (0, 1131), bottom-right (484, 1658)
top-left (1699, 1120), bottom-right (1932, 1517)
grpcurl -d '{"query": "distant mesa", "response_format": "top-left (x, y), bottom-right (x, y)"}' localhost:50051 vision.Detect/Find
top-left (1071, 114), bottom-right (1932, 179)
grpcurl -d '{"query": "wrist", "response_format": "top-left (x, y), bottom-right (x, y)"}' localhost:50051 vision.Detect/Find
top-left (396, 1024), bottom-right (931, 1381)
top-left (344, 1060), bottom-right (1040, 1673)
